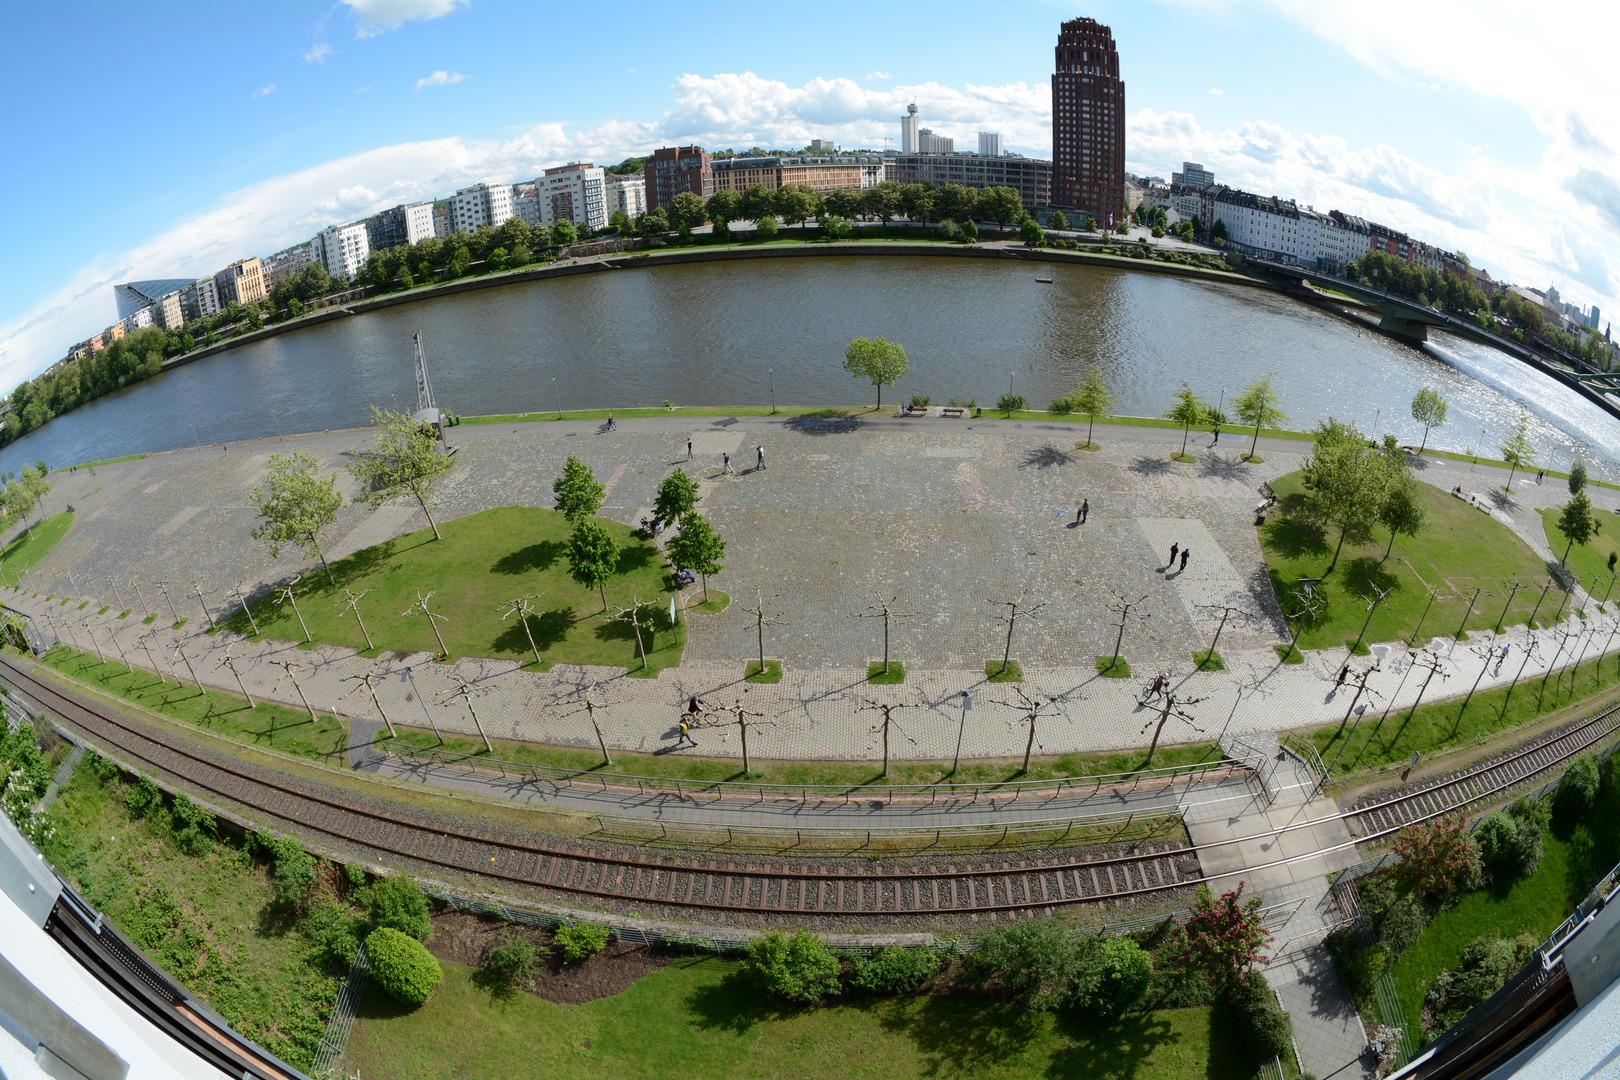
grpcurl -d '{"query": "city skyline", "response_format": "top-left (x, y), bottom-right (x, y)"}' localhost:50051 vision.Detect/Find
top-left (1, 1), bottom-right (1614, 388)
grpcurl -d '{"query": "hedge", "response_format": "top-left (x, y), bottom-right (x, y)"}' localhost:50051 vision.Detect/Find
top-left (366, 927), bottom-right (442, 1006)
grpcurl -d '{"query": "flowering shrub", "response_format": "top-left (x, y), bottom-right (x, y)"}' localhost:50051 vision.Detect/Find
top-left (1392, 815), bottom-right (1483, 900)
top-left (1176, 883), bottom-right (1271, 993)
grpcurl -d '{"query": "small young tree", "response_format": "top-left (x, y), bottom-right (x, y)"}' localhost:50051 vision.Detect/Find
top-left (551, 455), bottom-right (606, 523)
top-left (1303, 419), bottom-right (1388, 574)
top-left (250, 448), bottom-right (344, 584)
top-left (1072, 368), bottom-right (1113, 448)
top-left (348, 406), bottom-right (454, 541)
top-left (1410, 386), bottom-right (1448, 453)
top-left (1498, 412), bottom-right (1535, 492)
top-left (1391, 814), bottom-right (1482, 900)
top-left (1231, 374), bottom-right (1286, 460)
top-left (1379, 473), bottom-right (1428, 560)
top-left (1556, 491), bottom-right (1595, 566)
top-left (667, 515), bottom-right (726, 602)
top-left (1568, 458), bottom-right (1588, 497)
top-left (653, 469), bottom-right (699, 527)
top-left (842, 337), bottom-right (909, 410)
top-left (1019, 217), bottom-right (1045, 246)
top-left (1176, 883), bottom-right (1271, 994)
top-left (566, 520), bottom-right (619, 610)
top-left (1049, 211), bottom-right (1069, 231)
top-left (1164, 381), bottom-right (1208, 456)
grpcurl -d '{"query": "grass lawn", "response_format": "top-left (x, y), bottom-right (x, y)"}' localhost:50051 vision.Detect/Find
top-left (43, 758), bottom-right (340, 1069)
top-left (1538, 507), bottom-right (1620, 591)
top-left (220, 506), bottom-right (682, 674)
top-left (383, 724), bottom-right (1224, 788)
top-left (39, 644), bottom-right (350, 764)
top-left (1, 510), bottom-right (72, 577)
top-left (1386, 764), bottom-right (1620, 1043)
top-left (1262, 472), bottom-right (1555, 653)
top-left (343, 957), bottom-right (1250, 1080)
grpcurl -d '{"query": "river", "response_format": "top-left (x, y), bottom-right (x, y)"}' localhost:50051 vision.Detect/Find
top-left (8, 255), bottom-right (1618, 479)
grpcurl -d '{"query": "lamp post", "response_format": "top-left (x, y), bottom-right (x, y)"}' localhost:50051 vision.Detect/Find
top-left (768, 368), bottom-right (776, 414)
top-left (552, 376), bottom-right (562, 420)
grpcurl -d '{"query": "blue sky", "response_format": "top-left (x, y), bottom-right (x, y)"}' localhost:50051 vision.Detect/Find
top-left (2, 0), bottom-right (1615, 389)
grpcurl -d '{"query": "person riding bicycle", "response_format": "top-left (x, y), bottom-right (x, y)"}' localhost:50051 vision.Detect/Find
top-left (687, 694), bottom-right (705, 718)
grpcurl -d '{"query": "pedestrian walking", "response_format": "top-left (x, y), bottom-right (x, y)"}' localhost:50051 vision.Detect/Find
top-left (1335, 663), bottom-right (1349, 689)
top-left (1148, 671), bottom-right (1165, 698)
top-left (756, 445), bottom-right (765, 470)
top-left (1079, 499), bottom-right (1089, 524)
top-left (1536, 470), bottom-right (1544, 484)
top-left (1167, 542), bottom-right (1179, 569)
top-left (687, 437), bottom-right (693, 460)
top-left (606, 411), bottom-right (617, 431)
top-left (675, 718), bottom-right (696, 748)
top-left (1495, 643), bottom-right (1510, 674)
top-left (723, 452), bottom-right (734, 475)
top-left (1179, 547), bottom-right (1191, 572)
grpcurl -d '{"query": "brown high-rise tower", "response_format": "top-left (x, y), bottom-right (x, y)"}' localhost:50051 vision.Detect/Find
top-left (1052, 17), bottom-right (1125, 221)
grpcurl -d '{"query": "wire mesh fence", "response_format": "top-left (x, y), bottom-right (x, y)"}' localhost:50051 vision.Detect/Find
top-left (311, 941), bottom-right (371, 1076)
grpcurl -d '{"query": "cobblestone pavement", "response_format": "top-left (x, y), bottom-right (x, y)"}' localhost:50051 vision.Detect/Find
top-left (8, 415), bottom-right (1618, 762)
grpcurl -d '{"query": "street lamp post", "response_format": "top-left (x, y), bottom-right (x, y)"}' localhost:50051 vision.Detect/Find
top-left (769, 368), bottom-right (776, 414)
top-left (552, 376), bottom-right (562, 420)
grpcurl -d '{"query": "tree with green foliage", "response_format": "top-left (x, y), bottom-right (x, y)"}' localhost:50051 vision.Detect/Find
top-left (773, 184), bottom-right (822, 231)
top-left (566, 520), bottom-right (620, 610)
top-left (1164, 381), bottom-right (1208, 456)
top-left (250, 448), bottom-right (344, 584)
top-left (1379, 472), bottom-right (1428, 560)
top-left (741, 184), bottom-right (775, 224)
top-left (1211, 219), bottom-right (1228, 242)
top-left (935, 184), bottom-right (978, 225)
top-left (846, 946), bottom-right (940, 996)
top-left (634, 209), bottom-right (667, 238)
top-left (977, 186), bottom-right (1023, 230)
top-left (653, 469), bottom-right (699, 528)
top-left (1231, 374), bottom-right (1285, 459)
top-left (1087, 937), bottom-right (1153, 1016)
top-left (754, 215), bottom-right (778, 240)
top-left (961, 219), bottom-right (978, 242)
top-left (1020, 217), bottom-right (1045, 246)
top-left (742, 930), bottom-right (840, 1004)
top-left (668, 514), bottom-right (726, 602)
top-left (366, 926), bottom-right (443, 1005)
top-left (823, 187), bottom-right (862, 222)
top-left (482, 934), bottom-right (536, 987)
top-left (899, 184), bottom-right (937, 227)
top-left (1498, 412), bottom-right (1535, 491)
top-left (1049, 211), bottom-right (1069, 231)
top-left (1302, 418), bottom-right (1389, 573)
top-left (706, 189), bottom-right (743, 235)
top-left (1410, 386), bottom-right (1448, 453)
top-left (861, 181), bottom-right (902, 225)
top-left (1568, 458), bottom-right (1588, 497)
top-left (1072, 368), bottom-right (1113, 447)
top-left (1556, 490), bottom-right (1595, 566)
top-left (551, 455), bottom-right (606, 523)
top-left (348, 406), bottom-right (455, 541)
top-left (842, 336), bottom-right (908, 409)
top-left (269, 836), bottom-right (317, 910)
top-left (821, 215), bottom-right (855, 241)
top-left (552, 220), bottom-right (578, 246)
top-left (962, 918), bottom-right (1086, 1011)
top-left (668, 191), bottom-right (708, 238)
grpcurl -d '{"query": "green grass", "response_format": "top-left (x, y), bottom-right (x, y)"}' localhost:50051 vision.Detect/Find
top-left (0, 510), bottom-right (72, 573)
top-left (1261, 472), bottom-right (1555, 653)
top-left (691, 591), bottom-right (731, 615)
top-left (1096, 656), bottom-right (1132, 678)
top-left (42, 758), bottom-right (341, 1069)
top-left (868, 661), bottom-right (906, 684)
top-left (743, 659), bottom-right (782, 683)
top-left (53, 452), bottom-right (147, 473)
top-left (220, 506), bottom-right (681, 674)
top-left (985, 660), bottom-right (1024, 682)
top-left (1170, 452), bottom-right (1196, 464)
top-left (1274, 644), bottom-right (1305, 664)
top-left (142, 612), bottom-right (157, 624)
top-left (1386, 767), bottom-right (1620, 1044)
top-left (1539, 507), bottom-right (1620, 589)
top-left (1192, 650), bottom-right (1226, 672)
top-left (1304, 647), bottom-right (1620, 776)
top-left (118, 608), bottom-right (131, 619)
top-left (343, 957), bottom-right (1249, 1080)
top-left (383, 724), bottom-right (1223, 788)
top-left (39, 645), bottom-right (350, 763)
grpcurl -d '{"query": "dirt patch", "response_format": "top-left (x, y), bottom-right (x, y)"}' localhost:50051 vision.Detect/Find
top-left (424, 909), bottom-right (670, 1004)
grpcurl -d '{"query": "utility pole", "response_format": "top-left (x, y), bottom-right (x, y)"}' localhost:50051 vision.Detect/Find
top-left (275, 578), bottom-right (312, 643)
top-left (1103, 593), bottom-right (1151, 674)
top-left (989, 595), bottom-right (1046, 676)
top-left (498, 595), bottom-right (545, 667)
top-left (848, 593), bottom-right (918, 676)
top-left (858, 697), bottom-right (922, 776)
top-left (335, 588), bottom-right (375, 651)
top-left (402, 588), bottom-right (451, 660)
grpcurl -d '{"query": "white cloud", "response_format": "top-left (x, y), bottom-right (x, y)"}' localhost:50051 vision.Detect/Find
top-left (304, 42), bottom-right (335, 63)
top-left (355, 85), bottom-right (372, 94)
top-left (252, 84), bottom-right (276, 99)
top-left (344, 0), bottom-right (465, 37)
top-left (414, 70), bottom-right (466, 91)
top-left (1208, 88), bottom-right (1223, 95)
top-left (866, 71), bottom-right (892, 81)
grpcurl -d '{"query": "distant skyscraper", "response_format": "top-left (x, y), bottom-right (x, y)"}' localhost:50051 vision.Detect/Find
top-left (900, 103), bottom-right (920, 154)
top-left (978, 132), bottom-right (1003, 157)
top-left (1051, 17), bottom-right (1125, 221)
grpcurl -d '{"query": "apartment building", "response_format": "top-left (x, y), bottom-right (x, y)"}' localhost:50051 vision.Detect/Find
top-left (538, 163), bottom-right (608, 230)
top-left (181, 277), bottom-right (220, 323)
top-left (368, 202), bottom-right (435, 251)
top-left (710, 155), bottom-right (886, 196)
top-left (644, 146), bottom-right (713, 210)
top-left (917, 128), bottom-right (953, 153)
top-left (978, 132), bottom-right (1004, 158)
top-left (605, 173), bottom-right (646, 218)
top-left (447, 181), bottom-right (515, 235)
top-left (213, 258), bottom-right (267, 306)
top-left (885, 154), bottom-right (1052, 210)
top-left (316, 223), bottom-right (371, 282)
top-left (264, 242), bottom-right (318, 287)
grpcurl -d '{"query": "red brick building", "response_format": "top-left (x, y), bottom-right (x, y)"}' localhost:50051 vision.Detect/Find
top-left (644, 146), bottom-right (713, 211)
top-left (1051, 17), bottom-right (1125, 222)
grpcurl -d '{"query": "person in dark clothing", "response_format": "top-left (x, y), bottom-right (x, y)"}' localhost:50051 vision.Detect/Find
top-left (1335, 664), bottom-right (1349, 689)
top-left (687, 437), bottom-right (693, 460)
top-left (1079, 499), bottom-right (1089, 524)
top-left (1167, 542), bottom-right (1179, 569)
top-left (1179, 548), bottom-right (1190, 572)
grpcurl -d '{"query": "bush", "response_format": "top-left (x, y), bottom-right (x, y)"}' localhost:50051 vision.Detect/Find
top-left (1478, 799), bottom-right (1547, 880)
top-left (483, 935), bottom-right (537, 987)
top-left (962, 220), bottom-right (979, 242)
top-left (743, 930), bottom-right (840, 1004)
top-left (1085, 937), bottom-right (1152, 1016)
top-left (1424, 935), bottom-right (1519, 1032)
top-left (1556, 756), bottom-right (1601, 822)
top-left (1376, 894), bottom-right (1430, 957)
top-left (369, 875), bottom-right (431, 940)
top-left (1393, 815), bottom-right (1483, 901)
top-left (1325, 927), bottom-right (1385, 1004)
top-left (1049, 395), bottom-right (1075, 414)
top-left (302, 900), bottom-right (363, 971)
top-left (270, 838), bottom-right (317, 909)
top-left (846, 946), bottom-right (940, 995)
top-left (366, 927), bottom-right (442, 1006)
top-left (554, 922), bottom-right (610, 964)
top-left (1232, 973), bottom-right (1293, 1063)
top-left (997, 392), bottom-right (1027, 416)
top-left (755, 217), bottom-right (778, 240)
top-left (963, 919), bottom-right (1083, 1011)
top-left (908, 394), bottom-right (932, 408)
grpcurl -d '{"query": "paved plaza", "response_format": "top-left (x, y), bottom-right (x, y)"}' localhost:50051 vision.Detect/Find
top-left (7, 413), bottom-right (1618, 763)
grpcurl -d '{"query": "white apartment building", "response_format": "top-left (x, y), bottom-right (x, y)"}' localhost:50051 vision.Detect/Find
top-left (1200, 186), bottom-right (1321, 266)
top-left (180, 276), bottom-right (220, 323)
top-left (316, 222), bottom-right (372, 282)
top-left (537, 163), bottom-right (608, 230)
top-left (1318, 211), bottom-right (1372, 274)
top-left (448, 181), bottom-right (515, 235)
top-left (977, 132), bottom-right (1003, 157)
top-left (605, 173), bottom-right (646, 219)
top-left (512, 184), bottom-right (542, 227)
top-left (917, 128), bottom-right (953, 153)
top-left (156, 290), bottom-right (184, 330)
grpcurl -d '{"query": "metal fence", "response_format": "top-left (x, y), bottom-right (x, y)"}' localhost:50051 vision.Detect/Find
top-left (311, 940), bottom-right (371, 1076)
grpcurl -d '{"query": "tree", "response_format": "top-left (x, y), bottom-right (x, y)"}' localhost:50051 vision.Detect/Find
top-left (566, 520), bottom-right (619, 610)
top-left (250, 449), bottom-right (344, 584)
top-left (552, 220), bottom-right (578, 246)
top-left (1020, 218), bottom-right (1045, 246)
top-left (842, 337), bottom-right (909, 409)
top-left (1556, 491), bottom-right (1595, 566)
top-left (1049, 211), bottom-right (1069, 231)
top-left (1072, 368), bottom-right (1113, 448)
top-left (755, 215), bottom-right (778, 239)
top-left (653, 469), bottom-right (699, 527)
top-left (1498, 413), bottom-right (1535, 492)
top-left (961, 219), bottom-right (979, 242)
top-left (669, 191), bottom-right (708, 237)
top-left (551, 455), bottom-right (606, 523)
top-left (447, 245), bottom-right (472, 279)
top-left (1211, 219), bottom-right (1228, 242)
top-left (706, 189), bottom-right (743, 233)
top-left (1164, 381), bottom-right (1207, 456)
top-left (963, 918), bottom-right (1088, 1011)
top-left (1568, 458), bottom-right (1588, 497)
top-left (821, 216), bottom-right (855, 241)
top-left (1392, 815), bottom-right (1482, 900)
top-left (1302, 419), bottom-right (1388, 573)
top-left (741, 184), bottom-right (776, 224)
top-left (1379, 473), bottom-right (1428, 560)
top-left (824, 187), bottom-right (862, 221)
top-left (1176, 884), bottom-right (1271, 993)
top-left (348, 406), bottom-right (455, 541)
top-left (935, 184), bottom-right (978, 225)
top-left (861, 182), bottom-right (902, 225)
top-left (774, 184), bottom-right (821, 231)
top-left (978, 186), bottom-right (1023, 230)
top-left (1410, 386), bottom-right (1448, 453)
top-left (1231, 374), bottom-right (1286, 459)
top-left (668, 514), bottom-right (725, 601)
top-left (900, 184), bottom-right (937, 226)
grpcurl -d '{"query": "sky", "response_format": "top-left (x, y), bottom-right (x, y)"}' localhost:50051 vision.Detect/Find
top-left (1, 0), bottom-right (1616, 391)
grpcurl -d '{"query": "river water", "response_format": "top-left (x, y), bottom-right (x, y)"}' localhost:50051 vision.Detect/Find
top-left (10, 256), bottom-right (1619, 479)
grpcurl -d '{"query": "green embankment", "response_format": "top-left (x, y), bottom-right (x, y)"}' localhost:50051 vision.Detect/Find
top-left (1, 511), bottom-right (73, 577)
top-left (1538, 506), bottom-right (1619, 590)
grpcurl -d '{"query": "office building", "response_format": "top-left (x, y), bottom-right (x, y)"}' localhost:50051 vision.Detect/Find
top-left (711, 155), bottom-right (886, 195)
top-left (978, 132), bottom-right (1004, 158)
top-left (1052, 17), bottom-right (1126, 222)
top-left (809, 138), bottom-right (835, 152)
top-left (885, 154), bottom-right (1051, 210)
top-left (213, 258), bottom-right (267, 306)
top-left (112, 280), bottom-right (193, 322)
top-left (1171, 162), bottom-right (1213, 190)
top-left (644, 146), bottom-right (713, 210)
top-left (316, 222), bottom-right (371, 283)
top-left (917, 128), bottom-right (953, 154)
top-left (447, 181), bottom-right (515, 235)
top-left (181, 277), bottom-right (220, 323)
top-left (538, 162), bottom-right (608, 230)
top-left (368, 202), bottom-right (435, 251)
top-left (156, 290), bottom-right (184, 330)
top-left (900, 104), bottom-right (920, 154)
top-left (605, 173), bottom-right (646, 218)
top-left (264, 242), bottom-right (317, 287)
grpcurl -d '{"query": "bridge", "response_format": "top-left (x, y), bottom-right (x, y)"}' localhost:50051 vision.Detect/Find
top-left (1254, 260), bottom-right (1620, 423)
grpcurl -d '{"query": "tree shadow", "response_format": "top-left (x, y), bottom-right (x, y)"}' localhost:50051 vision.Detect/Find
top-left (1044, 1007), bottom-right (1189, 1080)
top-left (1342, 555), bottom-right (1400, 597)
top-left (1021, 444), bottom-right (1073, 469)
top-left (1261, 513), bottom-right (1329, 561)
top-left (784, 409), bottom-right (859, 435)
top-left (1197, 454), bottom-right (1247, 482)
top-left (872, 993), bottom-right (1049, 1075)
top-left (616, 543), bottom-right (659, 574)
top-left (492, 608), bottom-right (573, 655)
top-left (683, 962), bottom-right (802, 1034)
top-left (330, 538), bottom-right (400, 581)
top-left (491, 540), bottom-right (564, 575)
top-left (1128, 456), bottom-right (1173, 477)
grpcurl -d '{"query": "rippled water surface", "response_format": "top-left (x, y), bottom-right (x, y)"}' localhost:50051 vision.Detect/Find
top-left (9, 257), bottom-right (1618, 478)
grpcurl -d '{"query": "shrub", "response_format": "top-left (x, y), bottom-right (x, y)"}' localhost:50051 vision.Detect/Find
top-left (270, 838), bottom-right (317, 909)
top-left (962, 220), bottom-right (979, 241)
top-left (1049, 395), bottom-right (1075, 414)
top-left (369, 875), bottom-right (431, 940)
top-left (997, 392), bottom-right (1027, 416)
top-left (1555, 756), bottom-right (1601, 822)
top-left (125, 776), bottom-right (163, 819)
top-left (168, 792), bottom-right (216, 856)
top-left (743, 930), bottom-right (840, 1004)
top-left (1478, 799), bottom-right (1547, 880)
top-left (1085, 937), bottom-right (1152, 1016)
top-left (1232, 974), bottom-right (1294, 1063)
top-left (1393, 815), bottom-right (1483, 900)
top-left (554, 922), bottom-right (610, 964)
top-left (938, 219), bottom-right (962, 240)
top-left (343, 863), bottom-right (368, 888)
top-left (1325, 927), bottom-right (1385, 1005)
top-left (483, 935), bottom-right (537, 986)
top-left (908, 394), bottom-right (932, 408)
top-left (302, 900), bottom-right (363, 971)
top-left (1423, 935), bottom-right (1517, 1032)
top-left (963, 918), bottom-right (1083, 1011)
top-left (755, 217), bottom-right (778, 240)
top-left (366, 927), bottom-right (442, 1006)
top-left (846, 946), bottom-right (940, 995)
top-left (1376, 895), bottom-right (1430, 957)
